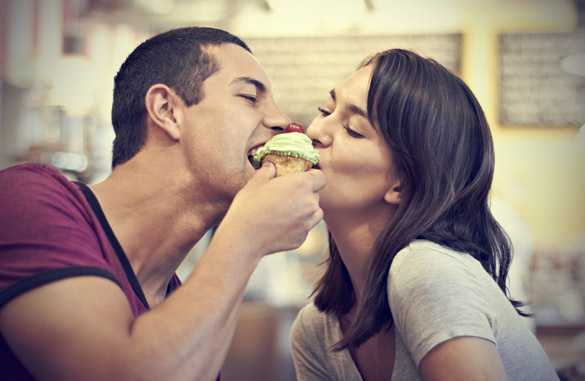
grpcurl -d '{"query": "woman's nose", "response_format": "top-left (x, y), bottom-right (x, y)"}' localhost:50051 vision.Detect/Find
top-left (307, 119), bottom-right (331, 147)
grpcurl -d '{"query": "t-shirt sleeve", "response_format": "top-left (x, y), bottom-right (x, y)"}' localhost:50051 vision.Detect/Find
top-left (290, 304), bottom-right (332, 381)
top-left (388, 243), bottom-right (496, 367)
top-left (0, 164), bottom-right (118, 309)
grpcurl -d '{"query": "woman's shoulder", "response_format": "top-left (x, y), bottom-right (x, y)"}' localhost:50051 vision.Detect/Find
top-left (291, 303), bottom-right (354, 379)
top-left (398, 239), bottom-right (464, 256)
top-left (293, 302), bottom-right (331, 333)
top-left (392, 240), bottom-right (477, 272)
top-left (291, 302), bottom-right (341, 349)
top-left (389, 240), bottom-right (490, 295)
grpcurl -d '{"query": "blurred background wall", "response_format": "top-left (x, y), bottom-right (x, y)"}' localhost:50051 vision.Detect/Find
top-left (0, 0), bottom-right (584, 379)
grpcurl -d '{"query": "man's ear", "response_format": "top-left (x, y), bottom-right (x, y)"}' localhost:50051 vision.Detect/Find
top-left (384, 181), bottom-right (402, 205)
top-left (145, 84), bottom-right (182, 141)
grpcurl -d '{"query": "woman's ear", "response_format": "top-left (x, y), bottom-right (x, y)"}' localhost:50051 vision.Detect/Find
top-left (145, 84), bottom-right (182, 141)
top-left (384, 182), bottom-right (402, 205)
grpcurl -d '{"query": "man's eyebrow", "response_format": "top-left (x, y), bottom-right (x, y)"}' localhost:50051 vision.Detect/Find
top-left (330, 89), bottom-right (367, 118)
top-left (232, 77), bottom-right (266, 93)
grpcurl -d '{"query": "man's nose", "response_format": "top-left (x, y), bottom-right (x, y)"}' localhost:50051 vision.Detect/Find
top-left (263, 102), bottom-right (289, 132)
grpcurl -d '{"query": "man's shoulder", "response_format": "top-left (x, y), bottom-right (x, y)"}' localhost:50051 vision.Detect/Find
top-left (1, 162), bottom-right (62, 176)
top-left (0, 162), bottom-right (88, 216)
top-left (0, 162), bottom-right (71, 189)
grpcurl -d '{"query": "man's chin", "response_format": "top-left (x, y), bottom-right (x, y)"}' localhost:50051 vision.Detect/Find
top-left (245, 162), bottom-right (258, 180)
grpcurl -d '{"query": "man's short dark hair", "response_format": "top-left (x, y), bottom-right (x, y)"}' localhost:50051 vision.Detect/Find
top-left (110, 27), bottom-right (251, 168)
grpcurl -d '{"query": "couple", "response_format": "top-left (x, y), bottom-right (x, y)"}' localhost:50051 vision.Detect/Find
top-left (0, 27), bottom-right (556, 380)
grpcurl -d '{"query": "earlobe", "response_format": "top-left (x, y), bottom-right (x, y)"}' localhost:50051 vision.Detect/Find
top-left (384, 183), bottom-right (402, 205)
top-left (145, 84), bottom-right (182, 141)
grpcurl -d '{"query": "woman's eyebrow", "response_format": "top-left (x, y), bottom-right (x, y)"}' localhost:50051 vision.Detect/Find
top-left (348, 104), bottom-right (367, 118)
top-left (330, 89), bottom-right (367, 118)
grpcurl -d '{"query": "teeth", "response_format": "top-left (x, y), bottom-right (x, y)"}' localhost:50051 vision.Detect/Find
top-left (247, 148), bottom-right (256, 165)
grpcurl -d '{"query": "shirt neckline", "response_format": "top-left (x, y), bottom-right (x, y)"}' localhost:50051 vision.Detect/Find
top-left (74, 181), bottom-right (151, 310)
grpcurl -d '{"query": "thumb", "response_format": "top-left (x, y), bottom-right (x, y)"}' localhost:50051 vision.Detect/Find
top-left (248, 161), bottom-right (276, 184)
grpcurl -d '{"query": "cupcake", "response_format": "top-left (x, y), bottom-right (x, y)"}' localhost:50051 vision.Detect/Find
top-left (253, 123), bottom-right (319, 177)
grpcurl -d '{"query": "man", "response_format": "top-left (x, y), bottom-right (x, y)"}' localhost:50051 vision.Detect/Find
top-left (0, 27), bottom-right (325, 380)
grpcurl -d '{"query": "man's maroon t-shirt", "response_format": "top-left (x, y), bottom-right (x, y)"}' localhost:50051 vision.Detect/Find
top-left (0, 163), bottom-right (181, 379)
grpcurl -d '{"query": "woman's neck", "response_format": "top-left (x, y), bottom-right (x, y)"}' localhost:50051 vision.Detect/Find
top-left (326, 215), bottom-right (387, 302)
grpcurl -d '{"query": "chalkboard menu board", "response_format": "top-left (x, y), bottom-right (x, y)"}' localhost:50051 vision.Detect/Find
top-left (246, 34), bottom-right (461, 124)
top-left (499, 30), bottom-right (585, 127)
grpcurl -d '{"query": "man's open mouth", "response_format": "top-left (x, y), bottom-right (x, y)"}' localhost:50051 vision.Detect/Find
top-left (247, 146), bottom-right (260, 166)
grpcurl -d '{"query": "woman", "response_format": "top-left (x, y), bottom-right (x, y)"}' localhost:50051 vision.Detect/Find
top-left (290, 49), bottom-right (557, 380)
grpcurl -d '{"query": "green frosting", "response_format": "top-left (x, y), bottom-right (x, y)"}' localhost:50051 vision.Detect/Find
top-left (253, 132), bottom-right (319, 168)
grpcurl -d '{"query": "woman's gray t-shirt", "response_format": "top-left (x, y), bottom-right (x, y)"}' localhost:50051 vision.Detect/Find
top-left (290, 240), bottom-right (558, 380)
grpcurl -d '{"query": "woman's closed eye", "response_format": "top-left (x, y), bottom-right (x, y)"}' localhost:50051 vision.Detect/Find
top-left (318, 106), bottom-right (330, 116)
top-left (344, 125), bottom-right (364, 138)
top-left (319, 107), bottom-right (364, 138)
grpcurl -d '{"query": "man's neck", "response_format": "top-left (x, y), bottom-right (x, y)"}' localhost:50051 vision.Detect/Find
top-left (88, 158), bottom-right (229, 306)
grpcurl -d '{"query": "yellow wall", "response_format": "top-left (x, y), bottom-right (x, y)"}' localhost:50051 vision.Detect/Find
top-left (460, 1), bottom-right (584, 250)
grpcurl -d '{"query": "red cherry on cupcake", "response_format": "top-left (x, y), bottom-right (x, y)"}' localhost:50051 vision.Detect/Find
top-left (286, 122), bottom-right (304, 134)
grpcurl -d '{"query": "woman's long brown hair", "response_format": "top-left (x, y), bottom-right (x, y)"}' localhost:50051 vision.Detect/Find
top-left (313, 49), bottom-right (525, 350)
